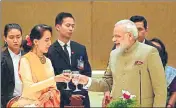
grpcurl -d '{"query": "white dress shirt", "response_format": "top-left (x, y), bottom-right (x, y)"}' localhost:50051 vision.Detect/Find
top-left (142, 39), bottom-right (145, 43)
top-left (8, 48), bottom-right (22, 97)
top-left (57, 39), bottom-right (71, 64)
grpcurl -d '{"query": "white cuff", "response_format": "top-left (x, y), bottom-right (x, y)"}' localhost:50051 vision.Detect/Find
top-left (84, 77), bottom-right (92, 89)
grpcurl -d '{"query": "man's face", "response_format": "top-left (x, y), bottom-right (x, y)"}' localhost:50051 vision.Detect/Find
top-left (4, 29), bottom-right (22, 52)
top-left (112, 26), bottom-right (132, 52)
top-left (135, 21), bottom-right (148, 42)
top-left (56, 17), bottom-right (75, 40)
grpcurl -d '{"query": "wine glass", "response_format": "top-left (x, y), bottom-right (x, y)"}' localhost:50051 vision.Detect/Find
top-left (72, 71), bottom-right (81, 92)
top-left (63, 69), bottom-right (72, 90)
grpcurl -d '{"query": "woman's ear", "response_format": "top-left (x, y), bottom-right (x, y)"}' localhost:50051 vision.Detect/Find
top-left (33, 39), bottom-right (38, 46)
top-left (3, 36), bottom-right (7, 42)
top-left (3, 36), bottom-right (8, 47)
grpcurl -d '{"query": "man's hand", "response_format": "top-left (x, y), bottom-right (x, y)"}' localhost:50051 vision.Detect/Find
top-left (72, 74), bottom-right (89, 85)
top-left (102, 91), bottom-right (112, 107)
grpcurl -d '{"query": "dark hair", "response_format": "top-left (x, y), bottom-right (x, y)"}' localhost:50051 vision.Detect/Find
top-left (55, 12), bottom-right (74, 25)
top-left (3, 23), bottom-right (22, 47)
top-left (22, 24), bottom-right (52, 53)
top-left (150, 38), bottom-right (168, 68)
top-left (130, 15), bottom-right (147, 29)
top-left (4, 23), bottom-right (22, 37)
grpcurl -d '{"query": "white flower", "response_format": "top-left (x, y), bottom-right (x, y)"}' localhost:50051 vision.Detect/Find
top-left (120, 90), bottom-right (136, 100)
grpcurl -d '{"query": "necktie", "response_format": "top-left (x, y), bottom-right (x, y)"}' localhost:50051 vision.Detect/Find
top-left (63, 44), bottom-right (69, 58)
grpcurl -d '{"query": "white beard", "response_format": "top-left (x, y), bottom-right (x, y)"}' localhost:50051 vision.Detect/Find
top-left (115, 45), bottom-right (126, 56)
top-left (110, 46), bottom-right (126, 73)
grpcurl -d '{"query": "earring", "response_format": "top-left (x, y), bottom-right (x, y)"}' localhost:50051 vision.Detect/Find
top-left (35, 45), bottom-right (38, 54)
top-left (4, 41), bottom-right (8, 47)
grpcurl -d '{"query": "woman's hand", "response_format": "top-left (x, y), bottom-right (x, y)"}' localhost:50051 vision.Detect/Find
top-left (54, 73), bottom-right (71, 82)
top-left (36, 91), bottom-right (51, 107)
top-left (167, 92), bottom-right (176, 108)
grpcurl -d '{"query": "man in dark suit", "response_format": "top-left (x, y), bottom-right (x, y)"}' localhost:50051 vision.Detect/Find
top-left (47, 12), bottom-right (92, 108)
top-left (1, 23), bottom-right (25, 107)
top-left (112, 15), bottom-right (164, 66)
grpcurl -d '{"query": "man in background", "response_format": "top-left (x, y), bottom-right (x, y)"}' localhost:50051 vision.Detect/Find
top-left (47, 12), bottom-right (92, 108)
top-left (112, 15), bottom-right (164, 66)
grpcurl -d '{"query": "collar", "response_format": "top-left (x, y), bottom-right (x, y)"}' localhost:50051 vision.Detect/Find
top-left (8, 48), bottom-right (21, 58)
top-left (142, 39), bottom-right (145, 43)
top-left (57, 39), bottom-right (71, 47)
top-left (124, 40), bottom-right (139, 53)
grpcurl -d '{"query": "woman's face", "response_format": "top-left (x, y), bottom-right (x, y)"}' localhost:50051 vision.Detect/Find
top-left (36, 30), bottom-right (52, 54)
top-left (4, 28), bottom-right (22, 52)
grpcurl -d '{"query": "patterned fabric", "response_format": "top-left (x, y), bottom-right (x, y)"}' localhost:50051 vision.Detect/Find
top-left (166, 66), bottom-right (176, 107)
top-left (10, 52), bottom-right (60, 107)
top-left (39, 87), bottom-right (60, 107)
top-left (165, 66), bottom-right (176, 87)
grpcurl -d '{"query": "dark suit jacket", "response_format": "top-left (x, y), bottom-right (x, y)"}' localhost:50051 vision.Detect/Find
top-left (1, 48), bottom-right (25, 107)
top-left (47, 40), bottom-right (92, 108)
top-left (112, 39), bottom-right (164, 67)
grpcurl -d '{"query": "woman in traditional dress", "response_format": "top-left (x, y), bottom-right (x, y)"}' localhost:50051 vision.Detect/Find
top-left (9, 24), bottom-right (70, 107)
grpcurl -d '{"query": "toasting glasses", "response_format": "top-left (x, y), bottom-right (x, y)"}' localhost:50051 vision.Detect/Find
top-left (63, 69), bottom-right (72, 90)
top-left (72, 71), bottom-right (81, 92)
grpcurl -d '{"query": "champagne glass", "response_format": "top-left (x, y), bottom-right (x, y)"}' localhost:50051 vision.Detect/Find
top-left (63, 69), bottom-right (72, 90)
top-left (72, 71), bottom-right (81, 92)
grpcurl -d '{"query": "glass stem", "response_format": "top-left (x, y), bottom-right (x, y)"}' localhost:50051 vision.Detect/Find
top-left (76, 85), bottom-right (78, 90)
top-left (66, 82), bottom-right (69, 89)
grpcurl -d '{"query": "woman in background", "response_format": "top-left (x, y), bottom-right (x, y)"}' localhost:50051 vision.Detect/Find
top-left (150, 38), bottom-right (176, 108)
top-left (1, 23), bottom-right (24, 107)
top-left (10, 24), bottom-right (70, 107)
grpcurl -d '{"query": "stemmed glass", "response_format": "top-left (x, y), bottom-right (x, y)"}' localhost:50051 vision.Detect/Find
top-left (72, 71), bottom-right (81, 92)
top-left (63, 69), bottom-right (72, 90)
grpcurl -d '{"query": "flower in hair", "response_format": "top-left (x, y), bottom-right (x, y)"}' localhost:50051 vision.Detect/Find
top-left (26, 35), bottom-right (32, 46)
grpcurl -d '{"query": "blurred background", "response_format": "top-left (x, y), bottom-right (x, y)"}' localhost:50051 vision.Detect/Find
top-left (1, 1), bottom-right (176, 70)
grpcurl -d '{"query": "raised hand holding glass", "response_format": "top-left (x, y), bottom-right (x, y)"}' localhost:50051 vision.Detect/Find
top-left (63, 69), bottom-right (72, 90)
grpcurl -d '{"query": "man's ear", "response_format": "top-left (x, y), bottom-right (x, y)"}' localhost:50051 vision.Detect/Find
top-left (129, 33), bottom-right (133, 40)
top-left (55, 24), bottom-right (60, 31)
top-left (145, 26), bottom-right (149, 32)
